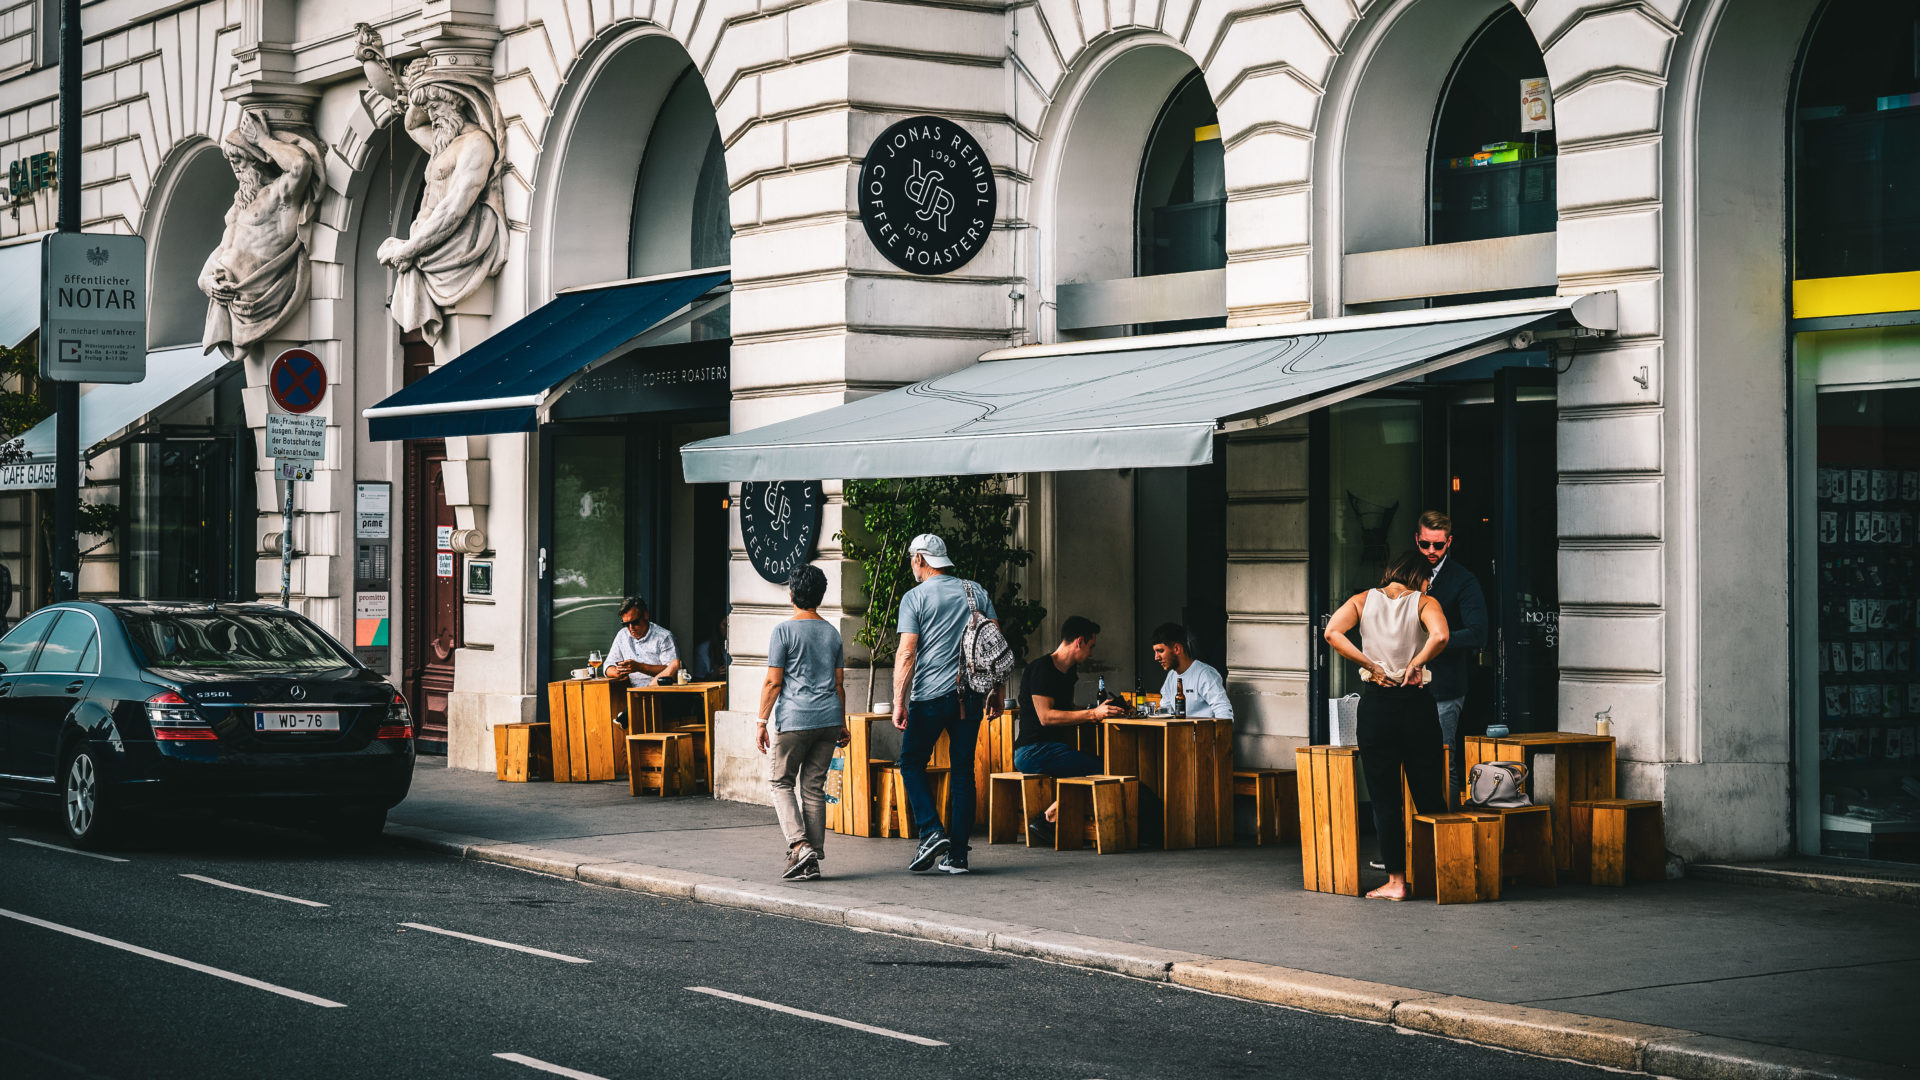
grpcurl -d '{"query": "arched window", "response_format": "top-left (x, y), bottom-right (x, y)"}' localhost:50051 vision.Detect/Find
top-left (1429, 9), bottom-right (1555, 246)
top-left (1795, 1), bottom-right (1920, 281)
top-left (1135, 73), bottom-right (1225, 332)
top-left (631, 69), bottom-right (732, 339)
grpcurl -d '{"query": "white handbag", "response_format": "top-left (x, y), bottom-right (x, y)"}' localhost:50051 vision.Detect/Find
top-left (1466, 761), bottom-right (1531, 808)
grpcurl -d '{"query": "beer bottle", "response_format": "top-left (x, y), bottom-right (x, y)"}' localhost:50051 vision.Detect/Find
top-left (1173, 678), bottom-right (1186, 718)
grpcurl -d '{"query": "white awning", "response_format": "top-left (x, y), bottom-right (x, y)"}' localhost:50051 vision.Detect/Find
top-left (12, 344), bottom-right (233, 465)
top-left (0, 233), bottom-right (47, 349)
top-left (680, 292), bottom-right (1615, 482)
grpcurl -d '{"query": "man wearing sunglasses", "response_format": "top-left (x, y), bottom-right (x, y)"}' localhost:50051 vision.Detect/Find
top-left (1416, 511), bottom-right (1486, 806)
top-left (606, 596), bottom-right (682, 687)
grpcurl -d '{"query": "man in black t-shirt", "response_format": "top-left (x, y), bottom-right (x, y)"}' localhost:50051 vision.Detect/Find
top-left (1015, 615), bottom-right (1123, 844)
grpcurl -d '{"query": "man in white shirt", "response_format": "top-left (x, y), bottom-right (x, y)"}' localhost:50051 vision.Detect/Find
top-left (1150, 622), bottom-right (1233, 719)
top-left (606, 596), bottom-right (681, 687)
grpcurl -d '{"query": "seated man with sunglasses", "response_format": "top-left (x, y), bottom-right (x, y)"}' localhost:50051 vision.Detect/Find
top-left (606, 596), bottom-right (682, 687)
top-left (1415, 511), bottom-right (1487, 807)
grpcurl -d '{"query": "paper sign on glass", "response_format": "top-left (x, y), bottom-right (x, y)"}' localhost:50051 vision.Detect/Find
top-left (1520, 78), bottom-right (1554, 132)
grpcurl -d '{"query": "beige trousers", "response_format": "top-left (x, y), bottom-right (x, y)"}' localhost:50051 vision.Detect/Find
top-left (769, 726), bottom-right (839, 853)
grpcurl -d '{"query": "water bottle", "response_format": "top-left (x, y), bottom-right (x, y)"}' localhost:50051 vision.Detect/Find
top-left (1096, 676), bottom-right (1108, 713)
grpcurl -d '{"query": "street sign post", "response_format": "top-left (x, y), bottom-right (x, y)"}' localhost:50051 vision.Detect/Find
top-left (266, 347), bottom-right (326, 606)
top-left (40, 232), bottom-right (147, 383)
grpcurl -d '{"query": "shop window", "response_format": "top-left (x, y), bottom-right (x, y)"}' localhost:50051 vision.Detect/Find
top-left (1794, 0), bottom-right (1920, 281)
top-left (631, 69), bottom-right (732, 340)
top-left (548, 434), bottom-right (630, 677)
top-left (1429, 9), bottom-right (1556, 247)
top-left (1135, 73), bottom-right (1226, 333)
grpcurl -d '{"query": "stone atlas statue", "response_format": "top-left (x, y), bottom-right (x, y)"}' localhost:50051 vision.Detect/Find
top-left (198, 108), bottom-right (325, 359)
top-left (355, 23), bottom-right (509, 347)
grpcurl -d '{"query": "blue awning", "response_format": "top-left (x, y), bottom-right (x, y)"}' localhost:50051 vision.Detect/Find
top-left (363, 268), bottom-right (728, 441)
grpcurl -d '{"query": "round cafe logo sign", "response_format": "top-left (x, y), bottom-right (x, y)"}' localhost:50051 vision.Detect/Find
top-left (859, 116), bottom-right (996, 275)
top-left (740, 481), bottom-right (824, 584)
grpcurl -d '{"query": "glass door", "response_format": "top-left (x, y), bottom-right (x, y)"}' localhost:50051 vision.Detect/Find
top-left (546, 433), bottom-right (630, 679)
top-left (1325, 397), bottom-right (1427, 703)
top-left (1795, 326), bottom-right (1920, 862)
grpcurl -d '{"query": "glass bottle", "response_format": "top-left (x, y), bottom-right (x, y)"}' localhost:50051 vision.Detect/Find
top-left (1173, 678), bottom-right (1186, 718)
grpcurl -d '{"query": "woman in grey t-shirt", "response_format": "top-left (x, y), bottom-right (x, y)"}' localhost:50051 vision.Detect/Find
top-left (757, 564), bottom-right (847, 880)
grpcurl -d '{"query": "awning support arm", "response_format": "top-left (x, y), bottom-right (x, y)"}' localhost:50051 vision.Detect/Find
top-left (1217, 334), bottom-right (1523, 434)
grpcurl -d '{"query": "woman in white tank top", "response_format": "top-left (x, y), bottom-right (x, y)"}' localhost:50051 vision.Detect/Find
top-left (1323, 551), bottom-right (1451, 900)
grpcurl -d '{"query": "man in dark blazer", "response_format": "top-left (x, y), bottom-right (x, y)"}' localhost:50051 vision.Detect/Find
top-left (1416, 510), bottom-right (1487, 806)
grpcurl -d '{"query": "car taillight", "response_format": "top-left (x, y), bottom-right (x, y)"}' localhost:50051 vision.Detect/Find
top-left (377, 692), bottom-right (413, 740)
top-left (148, 691), bottom-right (216, 741)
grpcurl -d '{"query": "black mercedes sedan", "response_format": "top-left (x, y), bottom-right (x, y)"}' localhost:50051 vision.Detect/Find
top-left (0, 600), bottom-right (414, 848)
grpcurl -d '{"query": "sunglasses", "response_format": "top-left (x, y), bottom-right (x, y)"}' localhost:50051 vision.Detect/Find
top-left (1416, 540), bottom-right (1448, 550)
top-left (623, 619), bottom-right (645, 627)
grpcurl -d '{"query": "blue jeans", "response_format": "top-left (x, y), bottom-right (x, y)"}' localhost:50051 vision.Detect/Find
top-left (899, 691), bottom-right (985, 855)
top-left (1434, 696), bottom-right (1465, 807)
top-left (1012, 741), bottom-right (1101, 778)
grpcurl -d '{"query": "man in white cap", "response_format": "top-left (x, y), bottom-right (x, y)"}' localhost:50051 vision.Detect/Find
top-left (892, 533), bottom-right (1001, 874)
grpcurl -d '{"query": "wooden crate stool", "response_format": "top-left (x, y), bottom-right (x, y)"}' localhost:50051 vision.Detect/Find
top-left (877, 765), bottom-right (950, 839)
top-left (672, 722), bottom-right (711, 793)
top-left (1233, 768), bottom-right (1299, 845)
top-left (493, 723), bottom-right (551, 782)
top-left (1489, 805), bottom-right (1556, 888)
top-left (1571, 799), bottom-right (1665, 886)
top-left (1052, 778), bottom-right (1126, 853)
top-left (627, 733), bottom-right (692, 796)
top-left (1408, 812), bottom-right (1503, 904)
top-left (987, 772), bottom-right (1055, 845)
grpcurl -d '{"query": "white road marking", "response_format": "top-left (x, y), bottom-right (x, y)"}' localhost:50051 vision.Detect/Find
top-left (399, 922), bottom-right (590, 964)
top-left (686, 986), bottom-right (948, 1047)
top-left (10, 838), bottom-right (129, 863)
top-left (180, 874), bottom-right (329, 908)
top-left (0, 906), bottom-right (345, 1008)
top-left (492, 1053), bottom-right (614, 1080)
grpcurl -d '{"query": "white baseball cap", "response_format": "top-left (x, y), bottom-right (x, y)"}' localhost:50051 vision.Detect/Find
top-left (908, 533), bottom-right (954, 568)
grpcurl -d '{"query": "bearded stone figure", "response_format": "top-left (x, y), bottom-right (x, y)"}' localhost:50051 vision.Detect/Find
top-left (198, 109), bottom-right (325, 359)
top-left (355, 24), bottom-right (509, 346)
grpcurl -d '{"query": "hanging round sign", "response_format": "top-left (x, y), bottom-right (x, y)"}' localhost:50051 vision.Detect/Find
top-left (858, 116), bottom-right (996, 275)
top-left (740, 480), bottom-right (824, 584)
top-left (268, 347), bottom-right (327, 414)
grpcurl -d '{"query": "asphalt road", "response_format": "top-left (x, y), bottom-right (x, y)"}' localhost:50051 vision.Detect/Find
top-left (0, 804), bottom-right (1628, 1080)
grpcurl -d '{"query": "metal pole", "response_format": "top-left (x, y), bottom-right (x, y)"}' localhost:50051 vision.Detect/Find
top-left (279, 478), bottom-right (294, 607)
top-left (52, 0), bottom-right (81, 601)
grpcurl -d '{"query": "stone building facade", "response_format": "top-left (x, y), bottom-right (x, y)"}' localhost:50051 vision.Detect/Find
top-left (1, 0), bottom-right (1902, 862)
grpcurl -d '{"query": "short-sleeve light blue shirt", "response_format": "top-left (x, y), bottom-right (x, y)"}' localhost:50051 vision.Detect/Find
top-left (897, 574), bottom-right (998, 703)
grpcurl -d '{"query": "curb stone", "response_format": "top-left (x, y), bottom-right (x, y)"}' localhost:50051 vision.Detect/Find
top-left (383, 823), bottom-right (1904, 1080)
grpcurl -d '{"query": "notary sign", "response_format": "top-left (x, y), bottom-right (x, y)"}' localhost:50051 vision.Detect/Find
top-left (41, 233), bottom-right (147, 383)
top-left (858, 116), bottom-right (996, 275)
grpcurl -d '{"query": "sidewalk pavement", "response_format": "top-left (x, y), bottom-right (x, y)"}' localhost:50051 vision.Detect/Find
top-left (390, 763), bottom-right (1919, 1080)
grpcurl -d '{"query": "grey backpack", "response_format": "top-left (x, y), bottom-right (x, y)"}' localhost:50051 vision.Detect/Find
top-left (957, 581), bottom-right (1014, 693)
top-left (1466, 761), bottom-right (1531, 808)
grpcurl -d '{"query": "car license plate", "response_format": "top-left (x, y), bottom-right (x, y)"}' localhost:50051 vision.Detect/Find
top-left (255, 710), bottom-right (340, 733)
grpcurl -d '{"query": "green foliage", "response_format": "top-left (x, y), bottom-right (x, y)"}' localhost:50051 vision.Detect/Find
top-left (837, 475), bottom-right (1046, 670)
top-left (0, 342), bottom-right (48, 467)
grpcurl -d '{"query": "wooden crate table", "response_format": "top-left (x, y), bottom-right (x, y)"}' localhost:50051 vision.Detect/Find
top-left (627, 733), bottom-right (694, 796)
top-left (831, 714), bottom-right (952, 838)
top-left (1295, 746), bottom-right (1361, 895)
top-left (1102, 718), bottom-right (1233, 849)
top-left (1464, 732), bottom-right (1615, 871)
top-left (544, 678), bottom-right (628, 782)
top-left (987, 772), bottom-right (1055, 845)
top-left (626, 681), bottom-right (727, 789)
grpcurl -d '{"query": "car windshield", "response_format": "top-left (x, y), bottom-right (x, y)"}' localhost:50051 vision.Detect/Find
top-left (120, 610), bottom-right (354, 671)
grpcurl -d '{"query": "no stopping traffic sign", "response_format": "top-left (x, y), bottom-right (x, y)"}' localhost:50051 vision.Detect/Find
top-left (269, 348), bottom-right (327, 414)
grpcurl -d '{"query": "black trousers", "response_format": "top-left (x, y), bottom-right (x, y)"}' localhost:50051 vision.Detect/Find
top-left (1357, 685), bottom-right (1446, 875)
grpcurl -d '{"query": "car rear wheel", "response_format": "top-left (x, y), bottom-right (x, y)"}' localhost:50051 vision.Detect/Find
top-left (62, 748), bottom-right (120, 850)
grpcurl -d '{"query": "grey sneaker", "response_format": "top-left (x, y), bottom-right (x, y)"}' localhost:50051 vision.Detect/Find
top-left (935, 853), bottom-right (969, 875)
top-left (908, 829), bottom-right (950, 872)
top-left (783, 844), bottom-right (819, 880)
top-left (796, 860), bottom-right (822, 881)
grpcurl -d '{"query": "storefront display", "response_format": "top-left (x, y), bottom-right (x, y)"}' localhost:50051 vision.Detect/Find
top-left (1811, 382), bottom-right (1920, 861)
